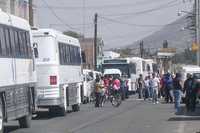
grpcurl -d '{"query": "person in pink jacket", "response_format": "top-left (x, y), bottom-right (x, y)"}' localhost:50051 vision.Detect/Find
top-left (112, 76), bottom-right (121, 91)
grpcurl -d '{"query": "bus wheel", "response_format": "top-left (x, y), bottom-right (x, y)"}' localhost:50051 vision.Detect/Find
top-left (49, 107), bottom-right (66, 116)
top-left (0, 99), bottom-right (4, 133)
top-left (59, 107), bottom-right (66, 116)
top-left (18, 114), bottom-right (31, 128)
top-left (72, 104), bottom-right (80, 112)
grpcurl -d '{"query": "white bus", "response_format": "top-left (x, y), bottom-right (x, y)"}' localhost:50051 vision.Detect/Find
top-left (102, 58), bottom-right (137, 94)
top-left (0, 9), bottom-right (36, 131)
top-left (128, 57), bottom-right (155, 90)
top-left (32, 29), bottom-right (82, 115)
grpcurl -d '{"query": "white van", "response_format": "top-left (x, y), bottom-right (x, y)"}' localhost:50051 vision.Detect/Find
top-left (32, 29), bottom-right (82, 115)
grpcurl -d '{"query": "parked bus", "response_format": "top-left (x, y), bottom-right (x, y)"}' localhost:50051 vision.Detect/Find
top-left (0, 9), bottom-right (36, 131)
top-left (32, 29), bottom-right (82, 116)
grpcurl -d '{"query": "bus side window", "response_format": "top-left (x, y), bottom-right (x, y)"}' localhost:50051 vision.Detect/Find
top-left (0, 26), bottom-right (6, 56)
top-left (33, 43), bottom-right (39, 58)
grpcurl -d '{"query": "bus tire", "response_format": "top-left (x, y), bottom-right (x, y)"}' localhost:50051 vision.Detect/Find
top-left (72, 104), bottom-right (80, 112)
top-left (59, 107), bottom-right (66, 116)
top-left (0, 98), bottom-right (4, 133)
top-left (18, 114), bottom-right (31, 128)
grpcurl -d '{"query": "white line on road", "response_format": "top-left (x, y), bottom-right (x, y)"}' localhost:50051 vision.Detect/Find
top-left (177, 121), bottom-right (186, 133)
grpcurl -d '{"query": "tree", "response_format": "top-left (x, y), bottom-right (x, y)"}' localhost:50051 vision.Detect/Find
top-left (63, 31), bottom-right (84, 39)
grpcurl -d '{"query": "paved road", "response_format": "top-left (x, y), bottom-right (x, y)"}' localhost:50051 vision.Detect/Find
top-left (5, 96), bottom-right (200, 133)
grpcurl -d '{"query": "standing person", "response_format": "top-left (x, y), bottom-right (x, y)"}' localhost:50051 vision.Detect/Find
top-left (150, 73), bottom-right (160, 104)
top-left (173, 73), bottom-right (184, 114)
top-left (144, 76), bottom-right (150, 100)
top-left (159, 74), bottom-right (165, 99)
top-left (137, 74), bottom-right (144, 99)
top-left (95, 76), bottom-right (104, 107)
top-left (99, 76), bottom-right (106, 107)
top-left (184, 74), bottom-right (198, 112)
top-left (184, 73), bottom-right (194, 112)
top-left (164, 73), bottom-right (174, 103)
top-left (120, 75), bottom-right (126, 100)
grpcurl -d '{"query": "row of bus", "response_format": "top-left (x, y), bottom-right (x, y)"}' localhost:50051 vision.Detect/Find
top-left (102, 57), bottom-right (157, 93)
top-left (0, 9), bottom-right (157, 132)
top-left (0, 9), bottom-right (86, 132)
top-left (81, 57), bottom-right (157, 103)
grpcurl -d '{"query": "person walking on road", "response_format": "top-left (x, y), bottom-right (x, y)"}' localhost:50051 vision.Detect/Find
top-left (150, 73), bottom-right (160, 104)
top-left (173, 73), bottom-right (183, 114)
top-left (164, 73), bottom-right (174, 103)
top-left (137, 74), bottom-right (144, 99)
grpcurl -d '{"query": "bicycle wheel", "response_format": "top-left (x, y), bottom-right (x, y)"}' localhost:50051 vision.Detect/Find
top-left (111, 93), bottom-right (122, 107)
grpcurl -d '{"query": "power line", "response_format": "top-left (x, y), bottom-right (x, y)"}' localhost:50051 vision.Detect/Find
top-left (102, 0), bottom-right (181, 17)
top-left (41, 0), bottom-right (80, 31)
top-left (36, 0), bottom-right (166, 10)
top-left (99, 16), bottom-right (181, 28)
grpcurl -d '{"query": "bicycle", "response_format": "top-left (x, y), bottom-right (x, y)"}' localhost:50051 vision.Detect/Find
top-left (100, 87), bottom-right (122, 107)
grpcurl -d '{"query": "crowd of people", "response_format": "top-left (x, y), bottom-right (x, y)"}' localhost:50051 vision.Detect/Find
top-left (136, 72), bottom-right (200, 114)
top-left (93, 71), bottom-right (200, 114)
top-left (94, 74), bottom-right (128, 107)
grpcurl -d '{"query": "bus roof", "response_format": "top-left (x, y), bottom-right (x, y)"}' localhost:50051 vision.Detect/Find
top-left (178, 65), bottom-right (200, 74)
top-left (128, 57), bottom-right (144, 61)
top-left (32, 28), bottom-right (80, 47)
top-left (0, 9), bottom-right (30, 30)
top-left (103, 69), bottom-right (122, 76)
top-left (103, 58), bottom-right (128, 64)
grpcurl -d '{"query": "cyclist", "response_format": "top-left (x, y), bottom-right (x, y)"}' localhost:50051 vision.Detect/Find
top-left (112, 75), bottom-right (121, 91)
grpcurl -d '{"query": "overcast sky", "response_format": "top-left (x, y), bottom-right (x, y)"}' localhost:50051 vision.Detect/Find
top-left (34, 0), bottom-right (193, 49)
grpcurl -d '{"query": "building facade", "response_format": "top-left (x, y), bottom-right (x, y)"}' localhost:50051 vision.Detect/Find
top-left (0, 0), bottom-right (29, 20)
top-left (80, 38), bottom-right (104, 71)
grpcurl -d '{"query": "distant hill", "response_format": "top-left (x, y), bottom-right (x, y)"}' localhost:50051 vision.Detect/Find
top-left (127, 16), bottom-right (193, 53)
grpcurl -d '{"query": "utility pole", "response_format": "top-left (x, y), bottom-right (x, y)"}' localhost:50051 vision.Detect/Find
top-left (195, 0), bottom-right (200, 66)
top-left (139, 40), bottom-right (144, 58)
top-left (94, 13), bottom-right (98, 70)
top-left (29, 0), bottom-right (34, 27)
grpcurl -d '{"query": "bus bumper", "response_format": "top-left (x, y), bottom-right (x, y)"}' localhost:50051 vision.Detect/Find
top-left (37, 98), bottom-right (63, 108)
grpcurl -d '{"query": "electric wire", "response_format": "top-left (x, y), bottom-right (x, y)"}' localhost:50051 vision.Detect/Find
top-left (36, 0), bottom-right (170, 10)
top-left (41, 0), bottom-right (80, 31)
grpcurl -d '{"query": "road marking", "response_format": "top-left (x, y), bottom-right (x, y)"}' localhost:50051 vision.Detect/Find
top-left (177, 121), bottom-right (186, 133)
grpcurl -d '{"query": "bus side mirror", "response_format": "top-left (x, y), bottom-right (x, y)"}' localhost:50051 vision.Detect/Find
top-left (33, 43), bottom-right (39, 58)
